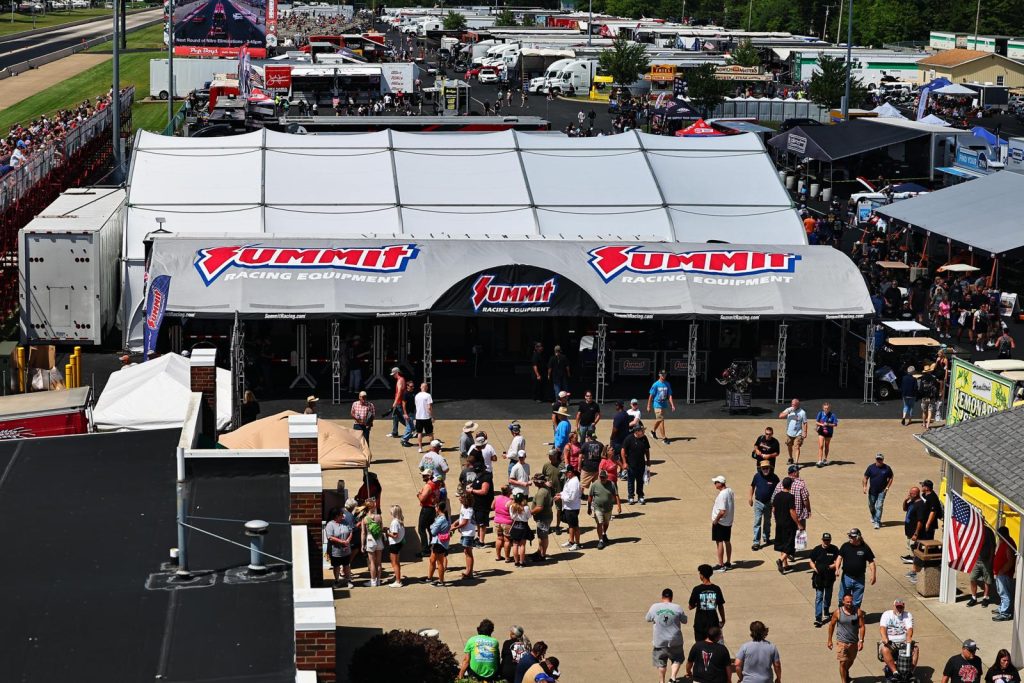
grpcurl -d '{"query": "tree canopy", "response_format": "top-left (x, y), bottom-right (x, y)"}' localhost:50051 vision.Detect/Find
top-left (807, 55), bottom-right (869, 110)
top-left (495, 9), bottom-right (517, 27)
top-left (686, 63), bottom-right (731, 117)
top-left (598, 37), bottom-right (651, 89)
top-left (442, 12), bottom-right (467, 31)
top-left (727, 39), bottom-right (760, 67)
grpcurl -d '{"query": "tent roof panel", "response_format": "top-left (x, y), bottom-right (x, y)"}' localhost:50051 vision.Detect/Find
top-left (767, 120), bottom-right (930, 162)
top-left (874, 171), bottom-right (1024, 255)
top-left (264, 148), bottom-right (397, 205)
top-left (521, 149), bottom-right (664, 206)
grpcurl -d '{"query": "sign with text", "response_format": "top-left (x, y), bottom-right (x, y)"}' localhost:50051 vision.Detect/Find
top-left (173, 0), bottom-right (276, 58)
top-left (264, 65), bottom-right (291, 90)
top-left (947, 357), bottom-right (1014, 425)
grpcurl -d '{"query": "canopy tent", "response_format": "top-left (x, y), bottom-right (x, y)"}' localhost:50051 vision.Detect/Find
top-left (872, 102), bottom-right (907, 119)
top-left (675, 118), bottom-right (725, 137)
top-left (875, 171), bottom-right (1024, 256)
top-left (709, 120), bottom-right (776, 134)
top-left (933, 83), bottom-right (977, 96)
top-left (123, 128), bottom-right (806, 347)
top-left (971, 125), bottom-right (1005, 147)
top-left (919, 114), bottom-right (950, 126)
top-left (921, 77), bottom-right (952, 91)
top-left (938, 263), bottom-right (981, 273)
top-left (219, 411), bottom-right (372, 469)
top-left (93, 354), bottom-right (231, 431)
top-left (767, 120), bottom-right (929, 162)
top-left (650, 99), bottom-right (697, 120)
top-left (147, 237), bottom-right (875, 321)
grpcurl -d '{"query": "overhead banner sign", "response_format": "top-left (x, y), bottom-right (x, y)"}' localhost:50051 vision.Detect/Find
top-left (173, 0), bottom-right (277, 58)
top-left (645, 64), bottom-right (677, 83)
top-left (715, 65), bottom-right (771, 81)
top-left (431, 265), bottom-right (600, 317)
top-left (264, 65), bottom-right (291, 90)
top-left (147, 239), bottom-right (874, 321)
top-left (947, 357), bottom-right (1015, 425)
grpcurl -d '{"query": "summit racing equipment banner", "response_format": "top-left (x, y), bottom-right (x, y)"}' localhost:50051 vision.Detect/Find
top-left (947, 358), bottom-right (1015, 426)
top-left (432, 266), bottom-right (600, 317)
top-left (146, 239), bottom-right (874, 320)
top-left (172, 0), bottom-right (276, 58)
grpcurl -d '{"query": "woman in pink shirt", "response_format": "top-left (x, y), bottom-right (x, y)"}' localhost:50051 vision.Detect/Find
top-left (562, 432), bottom-right (581, 472)
top-left (492, 485), bottom-right (514, 562)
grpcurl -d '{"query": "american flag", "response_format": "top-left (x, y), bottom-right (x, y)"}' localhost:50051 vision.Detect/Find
top-left (948, 491), bottom-right (984, 572)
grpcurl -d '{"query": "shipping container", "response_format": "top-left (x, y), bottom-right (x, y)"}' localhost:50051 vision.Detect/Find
top-left (150, 57), bottom-right (240, 99)
top-left (19, 188), bottom-right (125, 346)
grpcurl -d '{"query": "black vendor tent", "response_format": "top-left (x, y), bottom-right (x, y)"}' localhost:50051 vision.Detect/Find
top-left (768, 120), bottom-right (930, 162)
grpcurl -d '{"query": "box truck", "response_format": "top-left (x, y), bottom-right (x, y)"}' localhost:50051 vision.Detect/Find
top-left (19, 188), bottom-right (125, 346)
top-left (150, 57), bottom-right (239, 100)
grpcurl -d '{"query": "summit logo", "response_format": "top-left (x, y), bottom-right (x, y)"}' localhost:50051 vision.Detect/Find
top-left (588, 246), bottom-right (800, 283)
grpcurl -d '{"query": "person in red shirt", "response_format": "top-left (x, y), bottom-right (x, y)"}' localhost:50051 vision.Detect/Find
top-left (993, 525), bottom-right (1017, 621)
top-left (599, 445), bottom-right (621, 498)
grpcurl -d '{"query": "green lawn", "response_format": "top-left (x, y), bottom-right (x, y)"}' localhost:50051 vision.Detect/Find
top-left (0, 23), bottom-right (171, 134)
top-left (0, 8), bottom-right (110, 37)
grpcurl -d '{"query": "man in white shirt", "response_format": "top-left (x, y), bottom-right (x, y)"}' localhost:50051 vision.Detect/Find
top-left (555, 466), bottom-right (582, 551)
top-left (711, 475), bottom-right (735, 572)
top-left (504, 421), bottom-right (526, 476)
top-left (508, 450), bottom-right (531, 497)
top-left (418, 440), bottom-right (449, 480)
top-left (879, 598), bottom-right (917, 675)
top-left (778, 398), bottom-right (808, 465)
top-left (414, 382), bottom-right (434, 453)
top-left (469, 434), bottom-right (498, 474)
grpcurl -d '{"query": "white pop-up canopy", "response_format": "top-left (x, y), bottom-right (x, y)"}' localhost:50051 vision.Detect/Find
top-left (94, 354), bottom-right (231, 431)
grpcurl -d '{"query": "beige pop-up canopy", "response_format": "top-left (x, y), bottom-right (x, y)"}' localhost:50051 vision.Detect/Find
top-left (219, 410), bottom-right (371, 469)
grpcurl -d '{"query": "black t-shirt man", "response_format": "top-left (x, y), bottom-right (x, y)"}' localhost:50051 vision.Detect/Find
top-left (622, 433), bottom-right (649, 470)
top-left (688, 583), bottom-right (725, 640)
top-left (810, 542), bottom-right (839, 585)
top-left (402, 389), bottom-right (416, 418)
top-left (610, 409), bottom-right (632, 448)
top-left (687, 640), bottom-right (731, 683)
top-left (904, 497), bottom-right (926, 539)
top-left (753, 435), bottom-right (781, 458)
top-left (580, 439), bottom-right (604, 473)
top-left (577, 400), bottom-right (601, 427)
top-left (468, 467), bottom-right (494, 515)
top-left (548, 353), bottom-right (570, 383)
top-left (942, 653), bottom-right (983, 683)
top-left (919, 490), bottom-right (943, 540)
top-left (838, 542), bottom-right (876, 580)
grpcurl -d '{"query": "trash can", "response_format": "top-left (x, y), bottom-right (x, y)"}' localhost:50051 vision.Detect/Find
top-left (821, 187), bottom-right (832, 203)
top-left (810, 183), bottom-right (820, 198)
top-left (785, 174), bottom-right (795, 189)
top-left (778, 170), bottom-right (787, 184)
top-left (913, 540), bottom-right (943, 598)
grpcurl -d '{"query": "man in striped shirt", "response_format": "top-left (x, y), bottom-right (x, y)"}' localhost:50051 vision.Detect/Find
top-left (351, 391), bottom-right (376, 444)
top-left (772, 464), bottom-right (811, 524)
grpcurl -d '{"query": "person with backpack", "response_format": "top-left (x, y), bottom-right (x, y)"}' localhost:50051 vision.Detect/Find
top-left (917, 366), bottom-right (941, 431)
top-left (359, 497), bottom-right (385, 587)
top-left (996, 328), bottom-right (1016, 359)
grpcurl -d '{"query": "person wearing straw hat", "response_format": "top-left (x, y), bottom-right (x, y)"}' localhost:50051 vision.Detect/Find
top-left (553, 406), bottom-right (572, 451)
top-left (460, 421), bottom-right (479, 460)
top-left (304, 395), bottom-right (319, 415)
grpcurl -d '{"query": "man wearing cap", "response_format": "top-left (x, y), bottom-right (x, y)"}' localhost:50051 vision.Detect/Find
top-left (810, 532), bottom-right (839, 626)
top-left (460, 421), bottom-right (480, 460)
top-left (530, 473), bottom-right (554, 561)
top-left (414, 382), bottom-right (434, 453)
top-left (771, 464), bottom-right (811, 528)
top-left (646, 588), bottom-right (687, 683)
top-left (575, 390), bottom-right (601, 439)
top-left (749, 461), bottom-right (779, 551)
top-left (509, 450), bottom-right (531, 497)
top-left (531, 341), bottom-right (546, 402)
top-left (835, 528), bottom-right (876, 610)
top-left (416, 469), bottom-right (442, 556)
top-left (589, 468), bottom-right (620, 549)
top-left (504, 422), bottom-right (526, 477)
top-left (863, 453), bottom-right (894, 530)
top-left (647, 370), bottom-right (675, 445)
top-left (547, 345), bottom-right (571, 399)
top-left (551, 391), bottom-right (571, 431)
top-left (622, 424), bottom-right (651, 505)
top-left (419, 440), bottom-right (450, 480)
top-left (555, 467), bottom-right (582, 552)
top-left (579, 431), bottom-right (605, 501)
top-left (941, 640), bottom-right (983, 683)
top-left (711, 476), bottom-right (735, 572)
top-left (304, 395), bottom-right (319, 415)
top-left (609, 401), bottom-right (631, 454)
top-left (627, 398), bottom-right (643, 426)
top-left (351, 391), bottom-right (375, 444)
top-left (469, 433), bottom-right (498, 475)
top-left (879, 598), bottom-right (918, 676)
top-left (387, 367), bottom-right (405, 438)
top-left (827, 594), bottom-right (865, 683)
top-left (553, 406), bottom-right (571, 451)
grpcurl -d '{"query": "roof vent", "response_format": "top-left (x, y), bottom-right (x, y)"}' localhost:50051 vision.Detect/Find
top-left (245, 519), bottom-right (271, 574)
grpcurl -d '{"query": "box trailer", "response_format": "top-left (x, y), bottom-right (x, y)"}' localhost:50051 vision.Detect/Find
top-left (150, 57), bottom-right (239, 99)
top-left (0, 387), bottom-right (92, 439)
top-left (19, 187), bottom-right (125, 346)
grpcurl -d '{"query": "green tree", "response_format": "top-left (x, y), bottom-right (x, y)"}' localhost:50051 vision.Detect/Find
top-left (443, 12), bottom-right (467, 31)
top-left (521, 13), bottom-right (537, 26)
top-left (604, 0), bottom-right (657, 19)
top-left (598, 37), bottom-right (650, 90)
top-left (685, 63), bottom-right (731, 117)
top-left (495, 9), bottom-right (517, 26)
top-left (727, 38), bottom-right (761, 67)
top-left (807, 54), bottom-right (869, 110)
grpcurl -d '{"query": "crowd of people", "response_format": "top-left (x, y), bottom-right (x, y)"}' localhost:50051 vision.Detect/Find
top-left (914, 93), bottom-right (984, 128)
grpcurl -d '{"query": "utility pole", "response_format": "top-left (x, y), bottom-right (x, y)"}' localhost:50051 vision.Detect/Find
top-left (747, 0), bottom-right (753, 32)
top-left (588, 0), bottom-right (592, 47)
top-left (973, 0), bottom-right (981, 49)
top-left (822, 5), bottom-right (832, 41)
top-left (841, 0), bottom-right (853, 121)
top-left (112, 0), bottom-right (122, 180)
top-left (168, 0), bottom-right (174, 128)
top-left (835, 0), bottom-right (843, 44)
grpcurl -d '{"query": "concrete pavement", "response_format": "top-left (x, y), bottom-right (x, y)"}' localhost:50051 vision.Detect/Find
top-left (324, 417), bottom-right (1014, 682)
top-left (0, 53), bottom-right (110, 110)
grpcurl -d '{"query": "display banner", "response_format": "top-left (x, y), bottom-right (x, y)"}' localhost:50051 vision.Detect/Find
top-left (172, 0), bottom-right (276, 58)
top-left (431, 265), bottom-right (600, 317)
top-left (948, 357), bottom-right (1015, 425)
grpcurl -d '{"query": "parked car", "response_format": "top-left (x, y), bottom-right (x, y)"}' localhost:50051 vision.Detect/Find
top-left (70, 0), bottom-right (90, 7)
top-left (231, 11), bottom-right (242, 20)
top-left (478, 67), bottom-right (499, 84)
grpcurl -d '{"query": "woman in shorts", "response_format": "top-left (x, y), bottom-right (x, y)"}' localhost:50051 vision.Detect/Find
top-left (562, 431), bottom-right (581, 473)
top-left (507, 492), bottom-right (533, 567)
top-left (427, 500), bottom-right (451, 587)
top-left (814, 402), bottom-right (839, 467)
top-left (453, 491), bottom-right (477, 580)
top-left (385, 504), bottom-right (405, 587)
top-left (492, 485), bottom-right (513, 563)
top-left (359, 497), bottom-right (385, 587)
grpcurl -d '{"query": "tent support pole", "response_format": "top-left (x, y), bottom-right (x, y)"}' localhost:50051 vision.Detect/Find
top-left (364, 324), bottom-right (389, 390)
top-left (398, 317), bottom-right (409, 364)
top-left (169, 321), bottom-right (183, 354)
top-left (863, 321), bottom-right (877, 404)
top-left (838, 320), bottom-right (849, 389)
top-left (939, 466), bottom-right (964, 603)
top-left (820, 322), bottom-right (829, 374)
top-left (423, 318), bottom-right (433, 395)
top-left (595, 320), bottom-right (607, 405)
top-left (687, 322), bottom-right (698, 405)
top-left (331, 319), bottom-right (341, 405)
top-left (1013, 525), bottom-right (1024, 667)
top-left (288, 323), bottom-right (315, 390)
top-left (775, 321), bottom-right (787, 404)
top-left (230, 312), bottom-right (245, 430)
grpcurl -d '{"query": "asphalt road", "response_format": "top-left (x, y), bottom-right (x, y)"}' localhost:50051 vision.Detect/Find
top-left (0, 7), bottom-right (162, 70)
top-left (173, 0), bottom-right (263, 47)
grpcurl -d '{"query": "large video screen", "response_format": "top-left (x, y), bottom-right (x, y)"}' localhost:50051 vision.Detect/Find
top-left (171, 0), bottom-right (277, 58)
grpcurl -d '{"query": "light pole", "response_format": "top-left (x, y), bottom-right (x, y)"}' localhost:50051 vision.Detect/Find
top-left (841, 0), bottom-right (853, 121)
top-left (168, 0), bottom-right (175, 129)
top-left (112, 0), bottom-right (121, 180)
top-left (588, 0), bottom-right (592, 47)
top-left (747, 0), bottom-right (753, 31)
top-left (972, 0), bottom-right (981, 49)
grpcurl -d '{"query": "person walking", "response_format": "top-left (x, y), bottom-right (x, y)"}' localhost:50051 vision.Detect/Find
top-left (711, 475), bottom-right (735, 572)
top-left (863, 453), bottom-right (894, 530)
top-left (685, 625), bottom-right (732, 683)
top-left (771, 476), bottom-right (800, 574)
top-left (458, 619), bottom-right (500, 682)
top-left (647, 370), bottom-right (676, 444)
top-left (325, 506), bottom-right (354, 589)
top-left (646, 588), bottom-right (688, 683)
top-left (609, 400), bottom-right (631, 455)
top-left (814, 402), bottom-right (839, 467)
top-left (835, 528), bottom-right (876, 610)
top-left (575, 389), bottom-right (601, 439)
top-left (827, 594), bottom-right (865, 683)
top-left (734, 621), bottom-right (781, 683)
top-left (778, 399), bottom-right (807, 465)
top-left (942, 640), bottom-right (983, 683)
top-left (385, 504), bottom-right (405, 587)
top-left (556, 466), bottom-right (582, 551)
top-left (351, 391), bottom-right (376, 444)
top-left (992, 525), bottom-right (1017, 621)
top-left (414, 382), bottom-right (434, 453)
top-left (749, 461), bottom-right (779, 551)
top-left (688, 564), bottom-right (726, 643)
top-left (547, 345), bottom-right (571, 398)
top-left (810, 532), bottom-right (839, 626)
top-left (426, 500), bottom-right (451, 587)
top-left (579, 431), bottom-right (604, 499)
top-left (900, 367), bottom-right (918, 426)
top-left (529, 342), bottom-right (546, 401)
top-left (622, 424), bottom-right (651, 505)
top-left (772, 464), bottom-right (811, 528)
top-left (751, 426), bottom-right (781, 474)
top-left (530, 472), bottom-right (554, 561)
top-left (588, 468), bottom-right (620, 549)
top-left (387, 367), bottom-right (405, 437)
top-left (399, 379), bottom-right (417, 447)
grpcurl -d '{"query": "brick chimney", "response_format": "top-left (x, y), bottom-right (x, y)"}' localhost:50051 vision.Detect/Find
top-left (289, 414), bottom-right (323, 587)
top-left (189, 348), bottom-right (217, 441)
